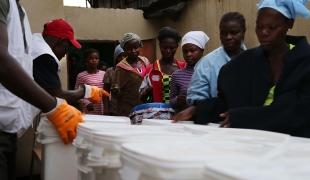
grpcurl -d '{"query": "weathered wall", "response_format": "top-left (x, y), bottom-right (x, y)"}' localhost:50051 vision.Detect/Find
top-left (21, 0), bottom-right (65, 32)
top-left (163, 0), bottom-right (310, 58)
top-left (64, 6), bottom-right (160, 41)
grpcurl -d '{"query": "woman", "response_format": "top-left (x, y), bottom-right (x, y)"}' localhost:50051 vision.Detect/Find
top-left (173, 12), bottom-right (247, 122)
top-left (140, 27), bottom-right (186, 103)
top-left (208, 0), bottom-right (310, 138)
top-left (170, 31), bottom-right (209, 112)
top-left (112, 33), bottom-right (149, 116)
top-left (75, 48), bottom-right (105, 115)
top-left (103, 44), bottom-right (125, 115)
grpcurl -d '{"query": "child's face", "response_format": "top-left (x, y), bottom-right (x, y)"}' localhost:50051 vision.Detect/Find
top-left (182, 43), bottom-right (203, 66)
top-left (220, 20), bottom-right (245, 54)
top-left (86, 52), bottom-right (99, 69)
top-left (124, 40), bottom-right (141, 59)
top-left (159, 38), bottom-right (178, 60)
top-left (115, 52), bottom-right (126, 64)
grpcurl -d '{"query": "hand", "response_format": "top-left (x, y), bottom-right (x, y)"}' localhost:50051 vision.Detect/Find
top-left (172, 106), bottom-right (196, 123)
top-left (219, 112), bottom-right (230, 128)
top-left (84, 84), bottom-right (110, 104)
top-left (86, 103), bottom-right (94, 111)
top-left (45, 98), bottom-right (84, 144)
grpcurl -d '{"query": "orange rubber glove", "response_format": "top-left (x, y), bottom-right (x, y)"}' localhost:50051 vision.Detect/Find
top-left (84, 84), bottom-right (110, 104)
top-left (46, 98), bottom-right (84, 144)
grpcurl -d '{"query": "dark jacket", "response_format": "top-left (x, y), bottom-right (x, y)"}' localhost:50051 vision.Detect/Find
top-left (195, 36), bottom-right (310, 138)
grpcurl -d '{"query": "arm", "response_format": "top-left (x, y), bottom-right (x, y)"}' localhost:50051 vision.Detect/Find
top-left (33, 55), bottom-right (85, 104)
top-left (74, 72), bottom-right (92, 107)
top-left (229, 73), bottom-right (310, 135)
top-left (187, 59), bottom-right (212, 105)
top-left (0, 22), bottom-right (55, 112)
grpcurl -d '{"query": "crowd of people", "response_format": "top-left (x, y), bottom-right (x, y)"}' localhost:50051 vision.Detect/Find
top-left (1, 0), bottom-right (310, 179)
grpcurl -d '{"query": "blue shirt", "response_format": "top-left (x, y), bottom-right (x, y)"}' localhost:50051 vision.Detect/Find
top-left (187, 46), bottom-right (231, 105)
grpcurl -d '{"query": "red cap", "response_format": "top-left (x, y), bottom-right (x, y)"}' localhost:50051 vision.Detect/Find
top-left (43, 19), bottom-right (81, 49)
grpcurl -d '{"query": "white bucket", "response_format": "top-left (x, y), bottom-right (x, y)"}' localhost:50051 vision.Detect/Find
top-left (80, 125), bottom-right (195, 180)
top-left (120, 128), bottom-right (292, 180)
top-left (142, 119), bottom-right (194, 126)
top-left (36, 115), bottom-right (77, 180)
top-left (203, 137), bottom-right (310, 180)
top-left (37, 114), bottom-right (130, 180)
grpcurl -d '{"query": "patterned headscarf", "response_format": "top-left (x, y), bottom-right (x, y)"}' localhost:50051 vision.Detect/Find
top-left (120, 33), bottom-right (143, 49)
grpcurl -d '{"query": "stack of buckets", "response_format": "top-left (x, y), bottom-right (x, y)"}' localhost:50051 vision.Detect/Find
top-left (37, 114), bottom-right (310, 180)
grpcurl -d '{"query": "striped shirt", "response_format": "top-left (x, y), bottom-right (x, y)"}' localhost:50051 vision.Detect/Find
top-left (75, 70), bottom-right (105, 115)
top-left (170, 65), bottom-right (194, 109)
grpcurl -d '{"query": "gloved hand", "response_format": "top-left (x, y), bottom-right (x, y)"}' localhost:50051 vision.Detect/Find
top-left (84, 84), bottom-right (110, 104)
top-left (45, 98), bottom-right (84, 144)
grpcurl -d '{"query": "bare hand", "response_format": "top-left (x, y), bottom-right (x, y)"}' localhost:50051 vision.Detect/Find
top-left (219, 112), bottom-right (230, 128)
top-left (172, 106), bottom-right (196, 123)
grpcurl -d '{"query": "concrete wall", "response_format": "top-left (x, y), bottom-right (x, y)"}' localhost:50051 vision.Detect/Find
top-left (163, 0), bottom-right (310, 58)
top-left (21, 0), bottom-right (65, 32)
top-left (64, 7), bottom-right (160, 41)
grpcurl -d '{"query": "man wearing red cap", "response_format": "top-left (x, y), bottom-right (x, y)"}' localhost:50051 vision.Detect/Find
top-left (32, 19), bottom-right (109, 141)
top-left (0, 1), bottom-right (83, 180)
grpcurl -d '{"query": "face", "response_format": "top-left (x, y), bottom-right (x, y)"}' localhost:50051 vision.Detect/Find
top-left (53, 39), bottom-right (71, 60)
top-left (115, 52), bottom-right (126, 64)
top-left (220, 20), bottom-right (245, 54)
top-left (159, 38), bottom-right (178, 60)
top-left (256, 8), bottom-right (290, 51)
top-left (182, 43), bottom-right (203, 66)
top-left (124, 39), bottom-right (141, 59)
top-left (86, 52), bottom-right (99, 69)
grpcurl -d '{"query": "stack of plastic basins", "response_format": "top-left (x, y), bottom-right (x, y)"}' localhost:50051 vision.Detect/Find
top-left (203, 135), bottom-right (310, 180)
top-left (36, 114), bottom-right (130, 180)
top-left (120, 128), bottom-right (303, 180)
top-left (73, 122), bottom-right (198, 180)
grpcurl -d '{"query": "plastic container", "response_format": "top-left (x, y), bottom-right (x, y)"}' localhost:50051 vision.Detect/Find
top-left (203, 137), bottom-right (310, 180)
top-left (142, 119), bottom-right (193, 126)
top-left (37, 114), bottom-right (130, 180)
top-left (76, 124), bottom-right (195, 180)
top-left (129, 103), bottom-right (175, 124)
top-left (36, 115), bottom-right (77, 180)
top-left (120, 129), bottom-right (293, 180)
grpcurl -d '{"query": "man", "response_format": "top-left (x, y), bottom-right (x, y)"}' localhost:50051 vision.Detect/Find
top-left (0, 1), bottom-right (82, 179)
top-left (32, 19), bottom-right (108, 105)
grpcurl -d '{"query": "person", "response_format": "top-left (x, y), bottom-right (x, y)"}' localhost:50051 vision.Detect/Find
top-left (203, 0), bottom-right (310, 138)
top-left (103, 44), bottom-right (125, 115)
top-left (140, 26), bottom-right (186, 103)
top-left (173, 12), bottom-right (246, 122)
top-left (112, 33), bottom-right (149, 116)
top-left (75, 48), bottom-right (107, 115)
top-left (170, 31), bottom-right (209, 112)
top-left (0, 2), bottom-right (82, 179)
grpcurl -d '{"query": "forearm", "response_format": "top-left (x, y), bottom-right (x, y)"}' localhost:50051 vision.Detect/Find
top-left (0, 52), bottom-right (56, 112)
top-left (47, 87), bottom-right (85, 105)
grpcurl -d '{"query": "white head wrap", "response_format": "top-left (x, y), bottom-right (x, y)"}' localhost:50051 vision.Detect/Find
top-left (120, 33), bottom-right (143, 49)
top-left (257, 0), bottom-right (310, 19)
top-left (181, 31), bottom-right (210, 49)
